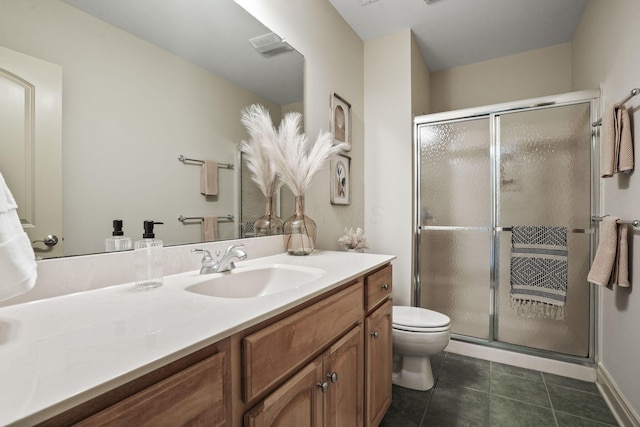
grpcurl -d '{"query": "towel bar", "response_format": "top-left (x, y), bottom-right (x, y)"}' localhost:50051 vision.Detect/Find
top-left (178, 214), bottom-right (234, 223)
top-left (591, 215), bottom-right (639, 227)
top-left (178, 155), bottom-right (234, 169)
top-left (592, 88), bottom-right (639, 127)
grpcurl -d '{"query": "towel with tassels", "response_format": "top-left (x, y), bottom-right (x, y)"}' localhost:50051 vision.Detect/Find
top-left (510, 226), bottom-right (568, 320)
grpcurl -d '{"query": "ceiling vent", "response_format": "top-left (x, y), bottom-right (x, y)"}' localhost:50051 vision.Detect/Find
top-left (249, 33), bottom-right (293, 57)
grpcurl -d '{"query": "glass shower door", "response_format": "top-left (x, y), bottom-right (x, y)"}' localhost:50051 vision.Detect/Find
top-left (418, 118), bottom-right (492, 340)
top-left (495, 103), bottom-right (592, 356)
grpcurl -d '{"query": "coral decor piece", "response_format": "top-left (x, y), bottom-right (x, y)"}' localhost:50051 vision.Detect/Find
top-left (338, 227), bottom-right (369, 251)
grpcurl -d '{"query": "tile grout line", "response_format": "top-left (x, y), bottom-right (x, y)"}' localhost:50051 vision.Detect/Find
top-left (542, 373), bottom-right (560, 427)
top-left (489, 361), bottom-right (494, 426)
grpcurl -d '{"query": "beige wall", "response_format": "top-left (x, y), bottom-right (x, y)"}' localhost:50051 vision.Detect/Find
top-left (235, 0), bottom-right (365, 251)
top-left (430, 43), bottom-right (573, 113)
top-left (0, 0), bottom-right (280, 255)
top-left (572, 0), bottom-right (640, 418)
top-left (411, 33), bottom-right (431, 117)
top-left (364, 29), bottom-right (417, 306)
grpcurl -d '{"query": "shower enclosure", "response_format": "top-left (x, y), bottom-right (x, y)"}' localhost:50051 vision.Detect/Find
top-left (414, 90), bottom-right (599, 360)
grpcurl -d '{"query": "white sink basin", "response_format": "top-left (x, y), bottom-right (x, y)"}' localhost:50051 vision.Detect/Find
top-left (184, 264), bottom-right (325, 298)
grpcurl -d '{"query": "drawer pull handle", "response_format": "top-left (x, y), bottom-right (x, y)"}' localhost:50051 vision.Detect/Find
top-left (381, 284), bottom-right (389, 291)
top-left (370, 331), bottom-right (379, 339)
top-left (317, 381), bottom-right (329, 393)
top-left (327, 372), bottom-right (338, 383)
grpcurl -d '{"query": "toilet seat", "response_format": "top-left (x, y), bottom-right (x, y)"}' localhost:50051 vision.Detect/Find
top-left (392, 306), bottom-right (450, 333)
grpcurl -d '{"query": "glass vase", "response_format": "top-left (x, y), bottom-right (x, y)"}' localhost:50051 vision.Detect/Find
top-left (283, 195), bottom-right (317, 255)
top-left (253, 196), bottom-right (284, 236)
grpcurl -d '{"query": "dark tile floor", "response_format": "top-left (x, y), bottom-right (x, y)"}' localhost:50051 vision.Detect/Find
top-left (381, 352), bottom-right (619, 427)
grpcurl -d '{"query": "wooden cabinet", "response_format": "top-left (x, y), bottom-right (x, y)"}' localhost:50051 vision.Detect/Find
top-left (43, 262), bottom-right (393, 427)
top-left (76, 350), bottom-right (229, 427)
top-left (364, 264), bottom-right (393, 427)
top-left (365, 300), bottom-right (393, 427)
top-left (245, 326), bottom-right (363, 427)
top-left (244, 357), bottom-right (324, 427)
top-left (244, 263), bottom-right (393, 427)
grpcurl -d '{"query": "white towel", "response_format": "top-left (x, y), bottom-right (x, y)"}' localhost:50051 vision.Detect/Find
top-left (0, 172), bottom-right (37, 301)
top-left (200, 160), bottom-right (218, 196)
top-left (202, 216), bottom-right (219, 242)
top-left (0, 172), bottom-right (17, 213)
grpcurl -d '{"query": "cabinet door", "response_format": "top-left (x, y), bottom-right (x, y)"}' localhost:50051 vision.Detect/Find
top-left (77, 351), bottom-right (228, 427)
top-left (365, 300), bottom-right (393, 427)
top-left (323, 325), bottom-right (363, 427)
top-left (245, 357), bottom-right (323, 427)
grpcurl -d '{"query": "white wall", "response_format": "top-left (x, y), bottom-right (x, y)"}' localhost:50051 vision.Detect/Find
top-left (235, 0), bottom-right (366, 251)
top-left (430, 43), bottom-right (573, 113)
top-left (364, 29), bottom-right (416, 306)
top-left (572, 0), bottom-right (640, 418)
top-left (0, 0), bottom-right (282, 256)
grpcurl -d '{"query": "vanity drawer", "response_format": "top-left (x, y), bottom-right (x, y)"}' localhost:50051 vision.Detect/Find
top-left (242, 281), bottom-right (364, 402)
top-left (76, 350), bottom-right (228, 427)
top-left (365, 265), bottom-right (392, 312)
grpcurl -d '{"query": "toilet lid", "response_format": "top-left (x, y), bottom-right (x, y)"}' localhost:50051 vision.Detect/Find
top-left (393, 306), bottom-right (450, 329)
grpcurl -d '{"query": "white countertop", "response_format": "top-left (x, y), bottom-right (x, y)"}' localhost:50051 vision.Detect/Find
top-left (0, 250), bottom-right (394, 426)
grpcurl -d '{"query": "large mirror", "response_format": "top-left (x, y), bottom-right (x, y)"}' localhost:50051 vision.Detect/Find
top-left (0, 0), bottom-right (303, 259)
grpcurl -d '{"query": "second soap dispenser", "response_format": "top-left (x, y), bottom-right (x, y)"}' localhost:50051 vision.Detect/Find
top-left (134, 220), bottom-right (164, 289)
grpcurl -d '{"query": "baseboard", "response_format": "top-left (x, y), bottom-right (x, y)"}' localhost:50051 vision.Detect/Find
top-left (596, 363), bottom-right (640, 427)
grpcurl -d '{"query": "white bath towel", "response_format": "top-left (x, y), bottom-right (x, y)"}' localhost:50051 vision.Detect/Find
top-left (0, 172), bottom-right (17, 213)
top-left (0, 172), bottom-right (37, 301)
top-left (202, 216), bottom-right (219, 242)
top-left (200, 160), bottom-right (219, 196)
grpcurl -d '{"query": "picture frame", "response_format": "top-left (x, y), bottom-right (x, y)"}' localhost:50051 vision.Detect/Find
top-left (330, 92), bottom-right (352, 151)
top-left (330, 154), bottom-right (351, 205)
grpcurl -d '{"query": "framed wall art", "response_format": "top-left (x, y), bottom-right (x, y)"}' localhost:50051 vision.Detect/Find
top-left (330, 92), bottom-right (351, 151)
top-left (330, 154), bottom-right (351, 205)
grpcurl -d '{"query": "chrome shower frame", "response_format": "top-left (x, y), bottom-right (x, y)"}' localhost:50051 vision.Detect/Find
top-left (412, 89), bottom-right (600, 365)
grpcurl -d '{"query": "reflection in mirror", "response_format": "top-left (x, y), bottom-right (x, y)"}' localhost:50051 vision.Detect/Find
top-left (0, 0), bottom-right (303, 259)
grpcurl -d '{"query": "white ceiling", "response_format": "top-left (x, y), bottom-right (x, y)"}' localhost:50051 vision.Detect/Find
top-left (329, 0), bottom-right (588, 72)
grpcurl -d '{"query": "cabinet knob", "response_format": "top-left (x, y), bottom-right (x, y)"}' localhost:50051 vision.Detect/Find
top-left (370, 331), bottom-right (379, 339)
top-left (381, 283), bottom-right (389, 291)
top-left (317, 381), bottom-right (329, 393)
top-left (327, 372), bottom-right (338, 383)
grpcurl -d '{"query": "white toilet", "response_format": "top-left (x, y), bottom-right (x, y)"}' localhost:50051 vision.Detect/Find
top-left (392, 306), bottom-right (451, 391)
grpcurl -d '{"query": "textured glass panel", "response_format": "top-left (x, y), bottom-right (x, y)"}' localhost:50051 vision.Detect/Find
top-left (495, 231), bottom-right (590, 356)
top-left (420, 230), bottom-right (490, 339)
top-left (498, 104), bottom-right (591, 228)
top-left (496, 103), bottom-right (592, 356)
top-left (419, 119), bottom-right (490, 227)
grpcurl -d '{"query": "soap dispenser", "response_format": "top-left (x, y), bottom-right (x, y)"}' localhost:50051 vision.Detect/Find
top-left (105, 219), bottom-right (132, 252)
top-left (134, 220), bottom-right (164, 289)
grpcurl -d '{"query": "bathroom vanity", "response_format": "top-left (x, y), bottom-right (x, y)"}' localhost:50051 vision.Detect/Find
top-left (0, 251), bottom-right (394, 426)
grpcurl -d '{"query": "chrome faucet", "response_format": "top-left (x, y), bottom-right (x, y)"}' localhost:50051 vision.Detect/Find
top-left (216, 244), bottom-right (247, 272)
top-left (192, 244), bottom-right (247, 274)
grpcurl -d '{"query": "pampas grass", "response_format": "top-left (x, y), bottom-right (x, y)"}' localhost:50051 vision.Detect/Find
top-left (239, 104), bottom-right (282, 197)
top-left (271, 111), bottom-right (348, 196)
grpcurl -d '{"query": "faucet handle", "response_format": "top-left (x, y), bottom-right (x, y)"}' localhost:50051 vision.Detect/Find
top-left (192, 248), bottom-right (215, 265)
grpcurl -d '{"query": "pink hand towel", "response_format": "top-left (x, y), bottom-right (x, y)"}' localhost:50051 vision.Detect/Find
top-left (200, 160), bottom-right (218, 196)
top-left (202, 216), bottom-right (219, 242)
